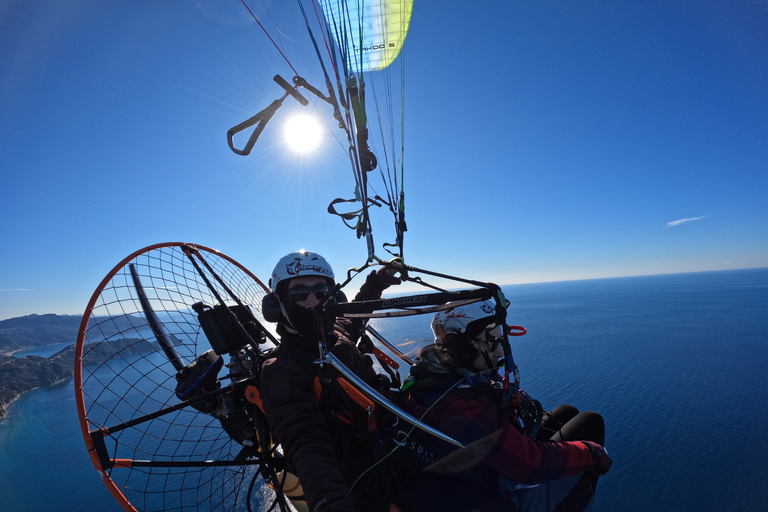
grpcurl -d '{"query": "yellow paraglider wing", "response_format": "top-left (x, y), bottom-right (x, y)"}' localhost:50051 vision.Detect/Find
top-left (320, 0), bottom-right (413, 72)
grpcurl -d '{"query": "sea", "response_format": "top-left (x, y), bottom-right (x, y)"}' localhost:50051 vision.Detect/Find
top-left (1, 267), bottom-right (766, 511)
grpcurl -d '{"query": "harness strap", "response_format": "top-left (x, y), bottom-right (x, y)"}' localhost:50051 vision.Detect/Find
top-left (336, 376), bottom-right (377, 431)
top-left (315, 370), bottom-right (381, 433)
top-left (372, 346), bottom-right (399, 371)
top-left (313, 376), bottom-right (323, 403)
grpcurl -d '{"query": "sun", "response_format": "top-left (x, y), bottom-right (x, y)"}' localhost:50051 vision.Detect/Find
top-left (283, 113), bottom-right (322, 153)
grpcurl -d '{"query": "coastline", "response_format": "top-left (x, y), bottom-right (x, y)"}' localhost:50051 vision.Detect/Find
top-left (4, 341), bottom-right (75, 357)
top-left (0, 376), bottom-right (73, 422)
top-left (0, 343), bottom-right (74, 421)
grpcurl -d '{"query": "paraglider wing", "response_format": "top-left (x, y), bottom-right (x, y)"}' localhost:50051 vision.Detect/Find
top-left (320, 0), bottom-right (413, 72)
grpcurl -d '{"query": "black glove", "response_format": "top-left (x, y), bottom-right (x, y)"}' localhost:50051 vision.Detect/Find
top-left (371, 264), bottom-right (403, 286)
top-left (585, 441), bottom-right (612, 475)
top-left (356, 267), bottom-right (402, 299)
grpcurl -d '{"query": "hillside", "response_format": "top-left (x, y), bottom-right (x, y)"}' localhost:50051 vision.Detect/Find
top-left (0, 314), bottom-right (83, 355)
top-left (0, 345), bottom-right (75, 419)
top-left (0, 313), bottom-right (171, 421)
top-left (0, 336), bottom-right (161, 421)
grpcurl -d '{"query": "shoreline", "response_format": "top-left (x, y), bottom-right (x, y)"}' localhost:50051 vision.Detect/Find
top-left (1, 344), bottom-right (76, 422)
top-left (3, 341), bottom-right (75, 358)
top-left (0, 376), bottom-right (73, 423)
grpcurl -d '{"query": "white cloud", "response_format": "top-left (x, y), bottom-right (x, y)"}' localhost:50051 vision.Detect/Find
top-left (666, 216), bottom-right (707, 227)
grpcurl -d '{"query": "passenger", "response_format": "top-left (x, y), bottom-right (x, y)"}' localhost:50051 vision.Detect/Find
top-left (259, 250), bottom-right (401, 512)
top-left (392, 300), bottom-right (612, 512)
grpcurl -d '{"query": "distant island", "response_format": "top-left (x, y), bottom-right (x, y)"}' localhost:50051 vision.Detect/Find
top-left (0, 314), bottom-right (162, 421)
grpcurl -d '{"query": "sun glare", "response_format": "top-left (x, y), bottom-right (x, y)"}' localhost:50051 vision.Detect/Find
top-left (284, 114), bottom-right (322, 153)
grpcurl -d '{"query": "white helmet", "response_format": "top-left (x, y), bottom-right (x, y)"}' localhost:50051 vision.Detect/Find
top-left (269, 250), bottom-right (335, 293)
top-left (431, 299), bottom-right (497, 343)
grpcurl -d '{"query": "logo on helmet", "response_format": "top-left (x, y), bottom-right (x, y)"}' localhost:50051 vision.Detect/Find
top-left (285, 258), bottom-right (333, 278)
top-left (480, 301), bottom-right (495, 314)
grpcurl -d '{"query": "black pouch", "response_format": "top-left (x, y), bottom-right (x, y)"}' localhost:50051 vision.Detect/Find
top-left (174, 349), bottom-right (223, 413)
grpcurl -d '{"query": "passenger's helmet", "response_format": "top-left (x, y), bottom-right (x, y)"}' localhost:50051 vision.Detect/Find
top-left (431, 299), bottom-right (497, 344)
top-left (431, 299), bottom-right (502, 369)
top-left (269, 250), bottom-right (335, 294)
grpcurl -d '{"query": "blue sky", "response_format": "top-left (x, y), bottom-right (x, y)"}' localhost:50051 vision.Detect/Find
top-left (1, 0), bottom-right (767, 321)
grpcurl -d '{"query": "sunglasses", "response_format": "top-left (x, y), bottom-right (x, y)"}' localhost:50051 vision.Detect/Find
top-left (286, 283), bottom-right (331, 302)
top-left (478, 324), bottom-right (505, 351)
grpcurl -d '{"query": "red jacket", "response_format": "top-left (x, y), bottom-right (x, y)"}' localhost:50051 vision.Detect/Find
top-left (398, 369), bottom-right (599, 487)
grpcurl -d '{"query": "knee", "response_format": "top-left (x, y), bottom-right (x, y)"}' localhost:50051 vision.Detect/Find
top-left (574, 411), bottom-right (605, 445)
top-left (551, 404), bottom-right (579, 421)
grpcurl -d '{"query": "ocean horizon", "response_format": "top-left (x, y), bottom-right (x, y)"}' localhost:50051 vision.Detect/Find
top-left (1, 267), bottom-right (767, 511)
